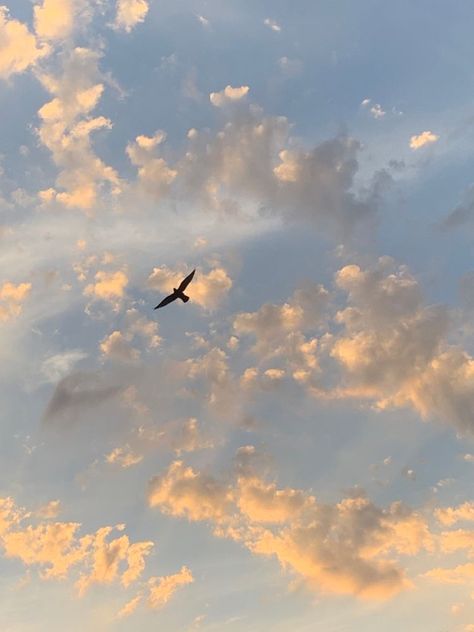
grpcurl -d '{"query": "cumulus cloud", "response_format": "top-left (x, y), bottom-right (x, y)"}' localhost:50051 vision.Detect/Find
top-left (0, 281), bottom-right (31, 321)
top-left (127, 105), bottom-right (386, 235)
top-left (84, 269), bottom-right (128, 307)
top-left (148, 453), bottom-right (433, 600)
top-left (435, 502), bottom-right (474, 526)
top-left (319, 257), bottom-right (474, 433)
top-left (0, 7), bottom-right (49, 79)
top-left (209, 85), bottom-right (250, 107)
top-left (147, 265), bottom-right (232, 311)
top-left (36, 47), bottom-right (120, 211)
top-left (0, 496), bottom-right (154, 593)
top-left (409, 131), bottom-right (439, 150)
top-left (34, 0), bottom-right (75, 41)
top-left (126, 131), bottom-right (177, 200)
top-left (100, 331), bottom-right (140, 363)
top-left (148, 460), bottom-right (234, 522)
top-left (113, 0), bottom-right (149, 33)
top-left (234, 282), bottom-right (328, 362)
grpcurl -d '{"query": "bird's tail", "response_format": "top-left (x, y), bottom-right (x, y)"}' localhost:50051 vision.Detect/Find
top-left (179, 293), bottom-right (190, 303)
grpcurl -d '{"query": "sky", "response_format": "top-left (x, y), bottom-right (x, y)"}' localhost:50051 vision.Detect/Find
top-left (1, 1), bottom-right (474, 630)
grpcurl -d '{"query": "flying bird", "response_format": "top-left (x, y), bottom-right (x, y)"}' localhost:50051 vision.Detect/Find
top-left (154, 269), bottom-right (196, 310)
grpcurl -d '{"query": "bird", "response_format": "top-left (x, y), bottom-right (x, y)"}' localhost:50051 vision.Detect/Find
top-left (154, 269), bottom-right (196, 310)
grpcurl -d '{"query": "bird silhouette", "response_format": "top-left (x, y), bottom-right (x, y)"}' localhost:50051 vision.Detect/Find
top-left (154, 269), bottom-right (196, 309)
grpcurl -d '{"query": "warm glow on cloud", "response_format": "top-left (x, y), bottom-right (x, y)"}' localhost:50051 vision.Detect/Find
top-left (147, 266), bottom-right (232, 310)
top-left (0, 281), bottom-right (32, 321)
top-left (147, 566), bottom-right (194, 609)
top-left (409, 130), bottom-right (439, 150)
top-left (84, 270), bottom-right (128, 303)
top-left (34, 0), bottom-right (75, 41)
top-left (0, 7), bottom-right (49, 79)
top-left (210, 85), bottom-right (250, 107)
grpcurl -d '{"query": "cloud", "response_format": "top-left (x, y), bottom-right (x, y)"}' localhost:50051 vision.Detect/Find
top-left (84, 269), bottom-right (128, 306)
top-left (0, 496), bottom-right (154, 594)
top-left (147, 566), bottom-right (194, 609)
top-left (0, 7), bottom-right (49, 79)
top-left (264, 18), bottom-right (281, 32)
top-left (34, 0), bottom-right (75, 41)
top-left (361, 99), bottom-right (386, 119)
top-left (148, 460), bottom-right (234, 522)
top-left (41, 350), bottom-right (88, 383)
top-left (117, 595), bottom-right (142, 618)
top-left (435, 502), bottom-right (474, 526)
top-left (100, 331), bottom-right (140, 363)
top-left (147, 265), bottom-right (232, 311)
top-left (105, 445), bottom-right (143, 468)
top-left (113, 0), bottom-right (149, 33)
top-left (172, 418), bottom-right (214, 455)
top-left (127, 105), bottom-right (384, 236)
top-left (36, 500), bottom-right (61, 520)
top-left (126, 131), bottom-right (177, 200)
top-left (0, 281), bottom-right (31, 321)
top-left (324, 258), bottom-right (474, 433)
top-left (76, 529), bottom-right (154, 595)
top-left (148, 453), bottom-right (433, 600)
top-left (425, 563), bottom-right (474, 585)
top-left (210, 85), bottom-right (250, 107)
top-left (233, 282), bottom-right (328, 371)
top-left (409, 131), bottom-right (439, 150)
top-left (36, 47), bottom-right (120, 211)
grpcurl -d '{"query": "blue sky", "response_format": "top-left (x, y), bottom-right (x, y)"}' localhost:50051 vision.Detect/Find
top-left (1, 1), bottom-right (474, 630)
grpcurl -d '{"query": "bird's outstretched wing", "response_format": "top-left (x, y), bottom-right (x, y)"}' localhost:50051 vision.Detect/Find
top-left (154, 293), bottom-right (177, 310)
top-left (178, 269), bottom-right (196, 292)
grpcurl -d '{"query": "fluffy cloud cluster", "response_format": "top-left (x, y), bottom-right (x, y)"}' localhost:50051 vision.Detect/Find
top-left (147, 265), bottom-right (232, 311)
top-left (148, 450), bottom-right (433, 600)
top-left (232, 256), bottom-right (474, 434)
top-left (0, 496), bottom-right (153, 593)
top-left (113, 0), bottom-right (149, 33)
top-left (0, 7), bottom-right (49, 79)
top-left (210, 85), bottom-right (249, 107)
top-left (0, 281), bottom-right (31, 321)
top-left (127, 106), bottom-right (386, 234)
top-left (37, 47), bottom-right (120, 211)
top-left (234, 282), bottom-right (328, 371)
top-left (328, 258), bottom-right (474, 433)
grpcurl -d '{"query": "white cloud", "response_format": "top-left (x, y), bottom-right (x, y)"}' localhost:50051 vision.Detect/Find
top-left (114, 0), bottom-right (149, 33)
top-left (264, 18), bottom-right (281, 32)
top-left (41, 350), bottom-right (87, 383)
